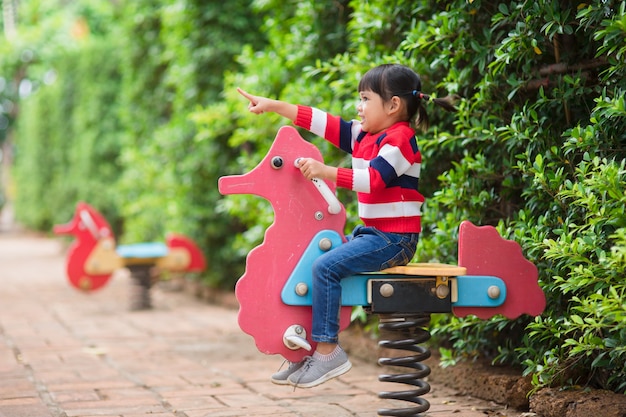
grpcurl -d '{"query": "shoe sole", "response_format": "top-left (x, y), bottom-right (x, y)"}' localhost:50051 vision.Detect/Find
top-left (270, 377), bottom-right (292, 385)
top-left (270, 359), bottom-right (307, 385)
top-left (289, 360), bottom-right (352, 388)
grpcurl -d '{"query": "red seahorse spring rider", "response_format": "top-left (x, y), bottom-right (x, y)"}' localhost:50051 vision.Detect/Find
top-left (220, 126), bottom-right (545, 415)
top-left (218, 126), bottom-right (546, 359)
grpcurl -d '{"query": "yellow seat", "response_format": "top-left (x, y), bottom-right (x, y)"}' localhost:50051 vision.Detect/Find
top-left (380, 262), bottom-right (466, 277)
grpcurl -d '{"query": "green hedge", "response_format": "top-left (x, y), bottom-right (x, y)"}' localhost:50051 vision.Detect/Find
top-left (14, 40), bottom-right (124, 230)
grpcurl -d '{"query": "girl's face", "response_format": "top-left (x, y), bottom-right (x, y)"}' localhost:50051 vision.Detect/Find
top-left (357, 90), bottom-right (399, 134)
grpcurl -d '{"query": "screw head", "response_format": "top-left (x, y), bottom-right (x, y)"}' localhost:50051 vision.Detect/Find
top-left (487, 285), bottom-right (501, 299)
top-left (379, 283), bottom-right (394, 298)
top-left (318, 238), bottom-right (332, 251)
top-left (295, 283), bottom-right (308, 296)
top-left (435, 284), bottom-right (450, 299)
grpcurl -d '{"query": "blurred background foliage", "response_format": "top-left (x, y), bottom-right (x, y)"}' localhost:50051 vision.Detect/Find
top-left (1, 0), bottom-right (624, 394)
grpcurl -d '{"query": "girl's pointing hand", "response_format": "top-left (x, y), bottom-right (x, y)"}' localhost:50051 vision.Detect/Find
top-left (237, 88), bottom-right (269, 115)
top-left (237, 88), bottom-right (298, 120)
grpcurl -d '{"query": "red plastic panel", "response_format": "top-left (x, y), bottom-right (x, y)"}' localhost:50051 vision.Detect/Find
top-left (218, 126), bottom-right (351, 362)
top-left (454, 221), bottom-right (546, 319)
top-left (165, 234), bottom-right (207, 271)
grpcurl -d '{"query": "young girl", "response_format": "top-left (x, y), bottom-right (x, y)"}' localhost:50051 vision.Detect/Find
top-left (238, 63), bottom-right (457, 388)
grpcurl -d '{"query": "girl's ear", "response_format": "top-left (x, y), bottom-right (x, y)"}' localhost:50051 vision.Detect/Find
top-left (387, 96), bottom-right (403, 115)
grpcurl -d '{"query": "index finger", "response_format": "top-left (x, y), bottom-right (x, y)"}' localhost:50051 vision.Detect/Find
top-left (237, 87), bottom-right (256, 104)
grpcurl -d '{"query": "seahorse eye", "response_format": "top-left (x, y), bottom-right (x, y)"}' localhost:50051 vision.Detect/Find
top-left (271, 156), bottom-right (284, 169)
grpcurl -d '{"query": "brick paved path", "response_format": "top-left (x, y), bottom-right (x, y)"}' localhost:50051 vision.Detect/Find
top-left (0, 219), bottom-right (528, 417)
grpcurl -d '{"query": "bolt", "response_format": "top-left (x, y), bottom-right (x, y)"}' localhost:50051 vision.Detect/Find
top-left (295, 283), bottom-right (308, 296)
top-left (487, 285), bottom-right (501, 299)
top-left (379, 283), bottom-right (394, 298)
top-left (436, 284), bottom-right (450, 299)
top-left (318, 238), bottom-right (332, 251)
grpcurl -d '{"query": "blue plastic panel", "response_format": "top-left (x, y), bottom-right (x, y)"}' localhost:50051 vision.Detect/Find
top-left (281, 230), bottom-right (348, 305)
top-left (454, 275), bottom-right (506, 307)
top-left (116, 242), bottom-right (168, 259)
top-left (280, 230), bottom-right (506, 309)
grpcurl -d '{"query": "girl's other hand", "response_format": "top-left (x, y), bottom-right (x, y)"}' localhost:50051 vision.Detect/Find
top-left (297, 158), bottom-right (337, 182)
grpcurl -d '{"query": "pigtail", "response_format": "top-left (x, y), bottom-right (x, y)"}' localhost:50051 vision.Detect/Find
top-left (412, 91), bottom-right (459, 131)
top-left (432, 94), bottom-right (460, 113)
top-left (416, 91), bottom-right (459, 113)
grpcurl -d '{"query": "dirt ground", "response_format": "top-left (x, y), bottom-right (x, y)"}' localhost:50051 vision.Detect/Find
top-left (338, 324), bottom-right (626, 417)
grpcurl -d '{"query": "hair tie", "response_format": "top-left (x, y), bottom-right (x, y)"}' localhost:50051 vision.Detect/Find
top-left (412, 90), bottom-right (425, 100)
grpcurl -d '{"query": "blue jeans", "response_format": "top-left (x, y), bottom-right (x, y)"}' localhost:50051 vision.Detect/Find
top-left (311, 225), bottom-right (419, 343)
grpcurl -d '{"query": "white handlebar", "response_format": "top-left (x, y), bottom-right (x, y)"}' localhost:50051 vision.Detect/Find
top-left (295, 158), bottom-right (341, 215)
top-left (79, 209), bottom-right (101, 239)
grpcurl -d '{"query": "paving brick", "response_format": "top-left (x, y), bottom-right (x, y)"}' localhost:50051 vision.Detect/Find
top-left (162, 394), bottom-right (223, 411)
top-left (0, 396), bottom-right (53, 417)
top-left (49, 389), bottom-right (101, 403)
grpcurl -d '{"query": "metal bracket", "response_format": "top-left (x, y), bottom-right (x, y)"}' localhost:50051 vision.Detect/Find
top-left (369, 278), bottom-right (453, 314)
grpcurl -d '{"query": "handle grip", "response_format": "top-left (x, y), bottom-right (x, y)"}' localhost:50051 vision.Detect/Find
top-left (295, 158), bottom-right (341, 215)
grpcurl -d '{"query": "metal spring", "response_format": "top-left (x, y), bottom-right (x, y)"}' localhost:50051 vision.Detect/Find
top-left (377, 313), bottom-right (432, 417)
top-left (128, 265), bottom-right (153, 310)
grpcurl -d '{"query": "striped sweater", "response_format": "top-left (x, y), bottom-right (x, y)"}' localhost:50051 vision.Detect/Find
top-left (295, 105), bottom-right (424, 233)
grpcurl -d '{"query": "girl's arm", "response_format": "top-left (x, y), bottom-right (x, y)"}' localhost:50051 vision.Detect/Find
top-left (237, 88), bottom-right (337, 182)
top-left (237, 88), bottom-right (298, 121)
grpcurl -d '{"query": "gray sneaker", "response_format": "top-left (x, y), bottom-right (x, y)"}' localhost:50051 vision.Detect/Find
top-left (270, 359), bottom-right (307, 385)
top-left (288, 349), bottom-right (352, 388)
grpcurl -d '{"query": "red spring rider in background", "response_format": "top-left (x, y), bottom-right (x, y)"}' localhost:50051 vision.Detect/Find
top-left (54, 202), bottom-right (206, 303)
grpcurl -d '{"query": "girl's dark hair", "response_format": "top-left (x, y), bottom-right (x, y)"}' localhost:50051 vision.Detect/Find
top-left (358, 64), bottom-right (458, 130)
